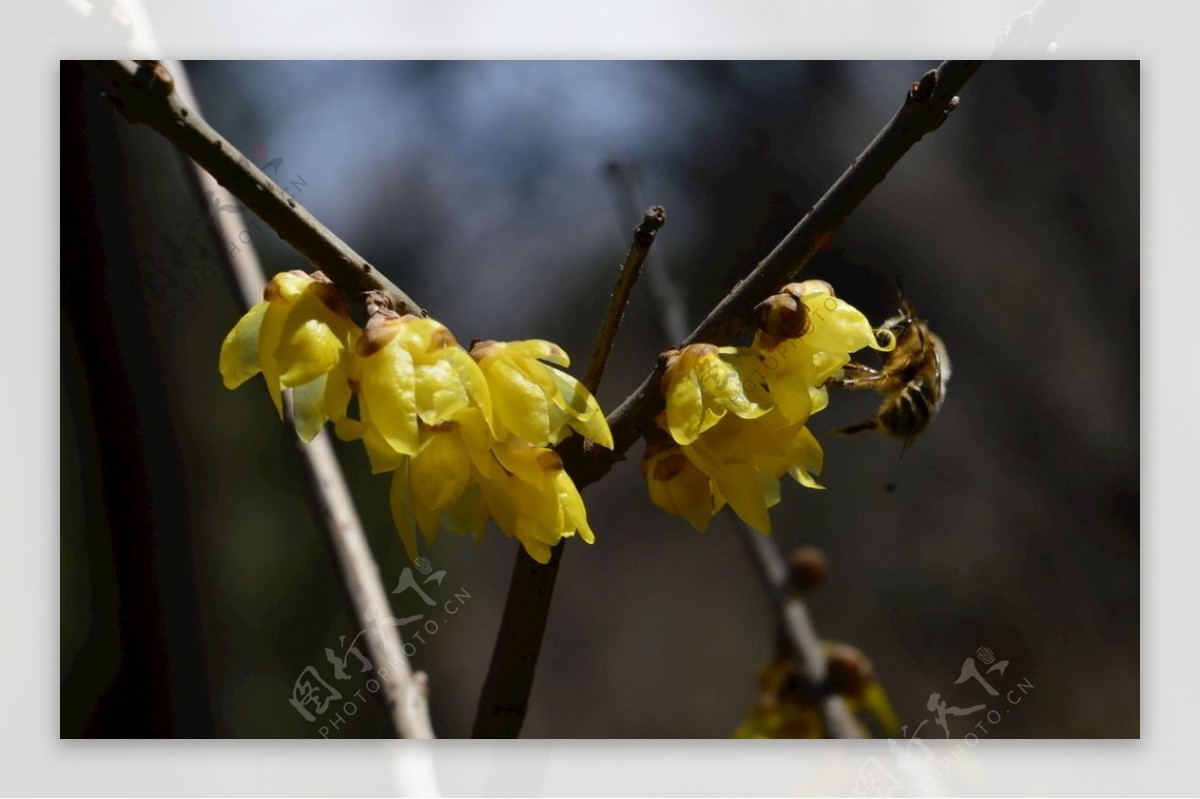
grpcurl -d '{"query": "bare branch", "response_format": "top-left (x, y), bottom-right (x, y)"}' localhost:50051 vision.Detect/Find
top-left (85, 59), bottom-right (424, 317)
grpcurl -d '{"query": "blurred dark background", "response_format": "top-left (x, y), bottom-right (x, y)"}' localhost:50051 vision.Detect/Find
top-left (60, 60), bottom-right (1138, 738)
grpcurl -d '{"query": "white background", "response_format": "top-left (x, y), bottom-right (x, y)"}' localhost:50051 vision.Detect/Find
top-left (5, 0), bottom-right (1187, 795)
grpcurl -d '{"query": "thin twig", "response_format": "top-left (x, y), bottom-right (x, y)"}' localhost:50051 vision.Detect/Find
top-left (583, 205), bottom-right (667, 393)
top-left (561, 60), bottom-right (983, 491)
top-left (110, 60), bottom-right (436, 740)
top-left (604, 164), bottom-right (690, 342)
top-left (736, 522), bottom-right (862, 738)
top-left (471, 206), bottom-right (667, 738)
top-left (84, 59), bottom-right (424, 318)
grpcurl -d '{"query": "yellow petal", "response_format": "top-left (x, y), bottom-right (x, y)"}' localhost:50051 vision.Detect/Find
top-left (359, 403), bottom-right (406, 473)
top-left (698, 354), bottom-right (769, 422)
top-left (389, 461), bottom-right (419, 561)
top-left (547, 369), bottom-right (613, 449)
top-left (333, 416), bottom-right (366, 441)
top-left (219, 301), bottom-right (269, 389)
top-left (257, 301), bottom-right (288, 416)
top-left (324, 358), bottom-right (353, 428)
top-left (266, 271), bottom-right (312, 303)
top-left (443, 484), bottom-right (487, 538)
top-left (666, 371), bottom-right (705, 445)
top-left (491, 441), bottom-right (558, 489)
top-left (414, 360), bottom-right (470, 425)
top-left (410, 428), bottom-right (472, 512)
top-left (454, 407), bottom-right (502, 479)
top-left (413, 493), bottom-right (441, 549)
top-left (485, 359), bottom-right (552, 445)
top-left (645, 448), bottom-right (714, 532)
top-left (392, 317), bottom-right (457, 364)
top-left (518, 535), bottom-right (554, 565)
top-left (445, 347), bottom-right (494, 430)
top-left (291, 374), bottom-right (328, 443)
top-left (275, 289), bottom-right (344, 387)
top-left (505, 339), bottom-right (570, 367)
top-left (359, 342), bottom-right (419, 456)
top-left (555, 472), bottom-right (594, 545)
top-left (771, 374), bottom-right (813, 424)
top-left (715, 465), bottom-right (773, 533)
top-left (788, 426), bottom-right (825, 490)
top-left (808, 385), bottom-right (829, 416)
top-left (802, 295), bottom-right (881, 354)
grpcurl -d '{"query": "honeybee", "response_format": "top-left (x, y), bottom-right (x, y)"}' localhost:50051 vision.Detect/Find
top-left (827, 299), bottom-right (950, 445)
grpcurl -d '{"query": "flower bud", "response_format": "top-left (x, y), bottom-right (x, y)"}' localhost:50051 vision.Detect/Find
top-left (786, 546), bottom-right (829, 594)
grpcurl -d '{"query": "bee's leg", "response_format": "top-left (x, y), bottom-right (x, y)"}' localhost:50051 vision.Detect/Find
top-left (825, 363), bottom-right (879, 390)
top-left (835, 418), bottom-right (879, 435)
top-left (826, 363), bottom-right (908, 392)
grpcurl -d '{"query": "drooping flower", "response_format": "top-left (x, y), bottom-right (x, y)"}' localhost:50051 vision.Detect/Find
top-left (387, 407), bottom-right (495, 559)
top-left (749, 281), bottom-right (894, 423)
top-left (344, 306), bottom-right (493, 459)
top-left (469, 339), bottom-right (612, 449)
top-left (221, 279), bottom-right (608, 565)
top-left (219, 270), bottom-right (358, 442)
top-left (645, 280), bottom-right (892, 534)
top-left (660, 343), bottom-right (771, 446)
top-left (474, 440), bottom-right (596, 564)
top-left (677, 408), bottom-right (824, 533)
top-left (641, 437), bottom-right (721, 532)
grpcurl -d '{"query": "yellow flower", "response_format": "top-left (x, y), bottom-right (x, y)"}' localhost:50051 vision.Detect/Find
top-left (345, 311), bottom-right (493, 459)
top-left (475, 440), bottom-right (595, 564)
top-left (641, 438), bottom-right (721, 532)
top-left (219, 270), bottom-right (358, 442)
top-left (387, 407), bottom-right (495, 559)
top-left (680, 409), bottom-right (824, 533)
top-left (220, 279), bottom-right (607, 565)
top-left (748, 281), bottom-right (894, 423)
top-left (660, 343), bottom-right (770, 446)
top-left (470, 339), bottom-right (612, 449)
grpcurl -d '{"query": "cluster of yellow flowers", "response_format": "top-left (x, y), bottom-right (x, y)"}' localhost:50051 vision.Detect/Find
top-left (642, 280), bottom-right (894, 534)
top-left (218, 271), bottom-right (612, 564)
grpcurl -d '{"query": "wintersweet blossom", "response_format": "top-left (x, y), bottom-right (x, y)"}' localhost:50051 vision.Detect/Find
top-left (659, 343), bottom-right (770, 446)
top-left (343, 308), bottom-right (492, 460)
top-left (644, 280), bottom-right (892, 533)
top-left (220, 278), bottom-right (607, 564)
top-left (475, 440), bottom-right (596, 564)
top-left (219, 270), bottom-right (358, 442)
top-left (469, 339), bottom-right (613, 449)
top-left (641, 438), bottom-right (721, 532)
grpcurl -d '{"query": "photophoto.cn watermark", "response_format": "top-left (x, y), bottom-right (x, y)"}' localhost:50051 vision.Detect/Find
top-left (853, 645), bottom-right (1035, 798)
top-left (287, 555), bottom-right (471, 738)
top-left (129, 148), bottom-right (309, 327)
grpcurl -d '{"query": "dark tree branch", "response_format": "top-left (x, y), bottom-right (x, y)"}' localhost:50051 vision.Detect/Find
top-left (84, 59), bottom-right (424, 318)
top-left (564, 60), bottom-right (982, 492)
top-left (472, 206), bottom-right (667, 738)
